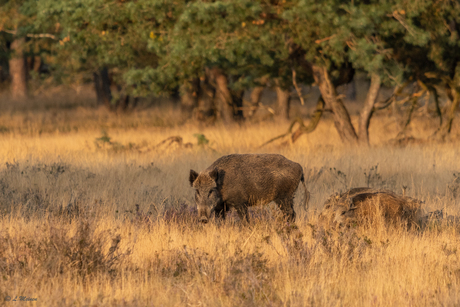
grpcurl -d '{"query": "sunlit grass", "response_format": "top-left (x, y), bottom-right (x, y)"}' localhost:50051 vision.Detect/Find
top-left (0, 95), bottom-right (459, 306)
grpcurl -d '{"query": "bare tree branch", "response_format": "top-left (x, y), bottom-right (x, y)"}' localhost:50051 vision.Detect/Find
top-left (373, 81), bottom-right (412, 111)
top-left (315, 34), bottom-right (337, 44)
top-left (292, 69), bottom-right (305, 106)
top-left (0, 29), bottom-right (58, 40)
top-left (437, 88), bottom-right (459, 138)
top-left (391, 11), bottom-right (416, 37)
top-left (27, 33), bottom-right (58, 39)
top-left (259, 98), bottom-right (325, 147)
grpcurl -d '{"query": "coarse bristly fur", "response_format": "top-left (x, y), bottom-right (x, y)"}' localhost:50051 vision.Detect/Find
top-left (319, 187), bottom-right (425, 228)
top-left (189, 154), bottom-right (309, 223)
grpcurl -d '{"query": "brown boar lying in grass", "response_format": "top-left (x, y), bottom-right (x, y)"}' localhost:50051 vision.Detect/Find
top-left (189, 154), bottom-right (310, 223)
top-left (319, 187), bottom-right (424, 228)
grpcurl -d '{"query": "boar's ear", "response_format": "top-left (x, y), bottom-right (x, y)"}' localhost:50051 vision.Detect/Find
top-left (189, 170), bottom-right (199, 186)
top-left (209, 168), bottom-right (218, 182)
top-left (209, 168), bottom-right (224, 186)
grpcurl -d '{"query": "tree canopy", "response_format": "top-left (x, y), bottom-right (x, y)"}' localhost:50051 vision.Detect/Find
top-left (1, 0), bottom-right (459, 142)
top-left (0, 0), bottom-right (452, 94)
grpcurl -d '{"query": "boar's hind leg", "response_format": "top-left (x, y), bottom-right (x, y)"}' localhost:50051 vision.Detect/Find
top-left (276, 198), bottom-right (296, 222)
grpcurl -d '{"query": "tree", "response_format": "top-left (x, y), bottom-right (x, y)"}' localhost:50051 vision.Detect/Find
top-left (1, 0), bottom-right (33, 99)
top-left (125, 1), bottom-right (308, 123)
top-left (37, 0), bottom-right (182, 110)
top-left (1, 0), bottom-right (58, 100)
top-left (278, 0), bottom-right (409, 144)
top-left (33, 0), bottom-right (459, 139)
top-left (391, 0), bottom-right (460, 138)
top-left (8, 37), bottom-right (28, 99)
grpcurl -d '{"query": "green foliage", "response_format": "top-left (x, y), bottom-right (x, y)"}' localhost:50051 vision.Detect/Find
top-left (1, 0), bottom-right (458, 96)
top-left (193, 133), bottom-right (209, 146)
top-left (94, 130), bottom-right (127, 152)
top-left (95, 130), bottom-right (111, 144)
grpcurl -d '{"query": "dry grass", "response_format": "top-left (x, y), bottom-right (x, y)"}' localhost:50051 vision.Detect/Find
top-left (0, 92), bottom-right (460, 306)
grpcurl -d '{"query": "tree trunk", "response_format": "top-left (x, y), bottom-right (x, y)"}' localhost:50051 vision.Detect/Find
top-left (275, 85), bottom-right (291, 120)
top-left (93, 67), bottom-right (112, 108)
top-left (9, 38), bottom-right (28, 100)
top-left (311, 64), bottom-right (358, 144)
top-left (93, 72), bottom-right (103, 103)
top-left (231, 89), bottom-right (244, 121)
top-left (180, 78), bottom-right (199, 117)
top-left (439, 88), bottom-right (459, 137)
top-left (117, 95), bottom-right (130, 112)
top-left (209, 68), bottom-right (243, 124)
top-left (213, 70), bottom-right (234, 124)
top-left (33, 56), bottom-right (42, 73)
top-left (248, 86), bottom-right (264, 117)
top-left (195, 77), bottom-right (216, 122)
top-left (358, 73), bottom-right (381, 145)
top-left (248, 75), bottom-right (269, 117)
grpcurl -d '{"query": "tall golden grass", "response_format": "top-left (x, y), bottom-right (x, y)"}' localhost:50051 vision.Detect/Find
top-left (0, 94), bottom-right (459, 306)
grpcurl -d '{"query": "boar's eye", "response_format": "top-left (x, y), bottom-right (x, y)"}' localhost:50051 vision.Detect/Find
top-left (208, 188), bottom-right (218, 196)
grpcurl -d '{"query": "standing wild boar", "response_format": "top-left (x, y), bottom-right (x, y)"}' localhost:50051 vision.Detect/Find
top-left (189, 154), bottom-right (309, 223)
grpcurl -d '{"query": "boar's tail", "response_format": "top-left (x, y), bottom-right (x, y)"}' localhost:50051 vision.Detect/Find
top-left (300, 173), bottom-right (310, 212)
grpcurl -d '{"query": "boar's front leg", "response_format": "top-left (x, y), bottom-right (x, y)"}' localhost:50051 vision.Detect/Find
top-left (235, 204), bottom-right (250, 224)
top-left (214, 202), bottom-right (229, 220)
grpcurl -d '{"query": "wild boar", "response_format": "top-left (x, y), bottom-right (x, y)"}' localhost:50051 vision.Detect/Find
top-left (319, 187), bottom-right (424, 228)
top-left (189, 154), bottom-right (309, 223)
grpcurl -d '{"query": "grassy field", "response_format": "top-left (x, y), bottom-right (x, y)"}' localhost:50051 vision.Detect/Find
top-left (0, 90), bottom-right (460, 306)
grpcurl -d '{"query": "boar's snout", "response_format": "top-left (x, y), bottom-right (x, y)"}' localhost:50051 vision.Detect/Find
top-left (197, 206), bottom-right (212, 224)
